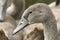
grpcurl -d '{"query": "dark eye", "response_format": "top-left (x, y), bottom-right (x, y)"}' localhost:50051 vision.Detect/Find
top-left (29, 11), bottom-right (32, 13)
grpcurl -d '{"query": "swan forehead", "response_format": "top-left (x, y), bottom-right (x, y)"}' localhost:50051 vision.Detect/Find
top-left (24, 3), bottom-right (51, 15)
top-left (28, 3), bottom-right (49, 10)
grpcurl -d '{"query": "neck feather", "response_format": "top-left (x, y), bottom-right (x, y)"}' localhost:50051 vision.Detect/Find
top-left (43, 15), bottom-right (58, 40)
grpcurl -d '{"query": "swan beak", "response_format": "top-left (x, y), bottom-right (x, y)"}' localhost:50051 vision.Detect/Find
top-left (13, 19), bottom-right (29, 35)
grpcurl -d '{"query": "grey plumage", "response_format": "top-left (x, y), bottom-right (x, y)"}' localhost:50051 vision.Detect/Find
top-left (13, 3), bottom-right (58, 40)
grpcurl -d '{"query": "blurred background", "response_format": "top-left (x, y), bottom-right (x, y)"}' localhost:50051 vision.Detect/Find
top-left (25, 0), bottom-right (55, 8)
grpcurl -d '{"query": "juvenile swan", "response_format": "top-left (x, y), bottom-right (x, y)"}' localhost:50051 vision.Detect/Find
top-left (13, 3), bottom-right (58, 40)
top-left (6, 0), bottom-right (25, 20)
top-left (0, 0), bottom-right (24, 40)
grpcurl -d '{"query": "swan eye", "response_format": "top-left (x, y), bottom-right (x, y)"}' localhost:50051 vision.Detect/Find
top-left (29, 11), bottom-right (32, 13)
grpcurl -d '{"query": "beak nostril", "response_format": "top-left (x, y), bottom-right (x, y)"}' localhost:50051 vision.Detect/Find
top-left (29, 11), bottom-right (32, 13)
top-left (19, 23), bottom-right (22, 25)
top-left (19, 22), bottom-right (23, 25)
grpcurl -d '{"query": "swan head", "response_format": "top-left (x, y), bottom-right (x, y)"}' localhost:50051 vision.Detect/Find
top-left (0, 0), bottom-right (7, 21)
top-left (13, 3), bottom-right (53, 35)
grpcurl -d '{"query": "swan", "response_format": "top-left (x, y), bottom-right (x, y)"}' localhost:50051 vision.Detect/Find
top-left (6, 0), bottom-right (25, 20)
top-left (0, 0), bottom-right (24, 40)
top-left (0, 15), bottom-right (24, 40)
top-left (13, 3), bottom-right (58, 40)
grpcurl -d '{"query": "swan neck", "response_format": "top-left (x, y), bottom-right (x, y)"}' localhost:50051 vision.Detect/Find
top-left (43, 18), bottom-right (58, 40)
